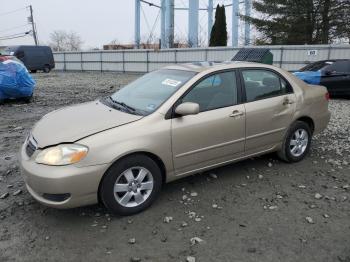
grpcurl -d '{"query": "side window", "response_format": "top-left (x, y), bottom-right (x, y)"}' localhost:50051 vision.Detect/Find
top-left (242, 69), bottom-right (289, 102)
top-left (327, 61), bottom-right (350, 73)
top-left (182, 71), bottom-right (238, 112)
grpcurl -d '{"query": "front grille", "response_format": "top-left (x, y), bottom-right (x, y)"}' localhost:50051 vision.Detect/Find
top-left (25, 137), bottom-right (37, 157)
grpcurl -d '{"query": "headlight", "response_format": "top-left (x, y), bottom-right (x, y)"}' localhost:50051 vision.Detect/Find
top-left (35, 144), bottom-right (88, 166)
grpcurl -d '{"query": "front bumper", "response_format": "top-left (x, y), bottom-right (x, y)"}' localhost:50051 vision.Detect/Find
top-left (19, 143), bottom-right (109, 209)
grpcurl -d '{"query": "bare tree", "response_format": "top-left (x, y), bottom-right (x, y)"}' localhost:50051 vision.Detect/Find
top-left (173, 34), bottom-right (188, 48)
top-left (66, 31), bottom-right (83, 51)
top-left (49, 30), bottom-right (83, 51)
top-left (49, 30), bottom-right (67, 51)
top-left (109, 39), bottom-right (121, 45)
top-left (140, 34), bottom-right (159, 49)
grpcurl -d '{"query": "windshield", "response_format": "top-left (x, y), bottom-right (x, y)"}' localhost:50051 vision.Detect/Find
top-left (300, 61), bottom-right (334, 72)
top-left (110, 69), bottom-right (196, 115)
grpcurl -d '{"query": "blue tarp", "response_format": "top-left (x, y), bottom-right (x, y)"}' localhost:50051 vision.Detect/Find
top-left (293, 71), bottom-right (321, 85)
top-left (0, 58), bottom-right (35, 100)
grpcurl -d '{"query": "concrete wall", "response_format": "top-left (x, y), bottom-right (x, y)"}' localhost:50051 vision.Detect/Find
top-left (53, 45), bottom-right (350, 72)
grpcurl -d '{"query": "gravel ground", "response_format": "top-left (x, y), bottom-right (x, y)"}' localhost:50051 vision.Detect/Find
top-left (0, 71), bottom-right (349, 262)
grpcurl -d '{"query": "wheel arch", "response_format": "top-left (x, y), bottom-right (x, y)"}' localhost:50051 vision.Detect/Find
top-left (97, 151), bottom-right (167, 204)
top-left (295, 116), bottom-right (315, 134)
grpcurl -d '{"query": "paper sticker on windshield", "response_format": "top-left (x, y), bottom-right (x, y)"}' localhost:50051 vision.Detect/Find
top-left (162, 79), bottom-right (182, 87)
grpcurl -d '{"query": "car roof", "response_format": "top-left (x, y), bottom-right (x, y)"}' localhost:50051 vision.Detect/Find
top-left (311, 59), bottom-right (350, 63)
top-left (164, 61), bottom-right (273, 73)
top-left (5, 45), bottom-right (50, 50)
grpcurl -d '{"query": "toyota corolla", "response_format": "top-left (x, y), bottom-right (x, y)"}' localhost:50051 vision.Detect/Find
top-left (19, 62), bottom-right (330, 215)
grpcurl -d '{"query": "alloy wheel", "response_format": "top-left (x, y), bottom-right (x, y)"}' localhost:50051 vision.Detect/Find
top-left (113, 167), bottom-right (154, 208)
top-left (289, 128), bottom-right (309, 157)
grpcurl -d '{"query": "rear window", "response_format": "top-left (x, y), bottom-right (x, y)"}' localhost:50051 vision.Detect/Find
top-left (242, 69), bottom-right (289, 102)
top-left (301, 60), bottom-right (350, 73)
top-left (300, 61), bottom-right (334, 72)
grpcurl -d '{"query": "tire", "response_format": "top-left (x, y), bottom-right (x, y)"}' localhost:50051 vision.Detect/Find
top-left (100, 155), bottom-right (163, 216)
top-left (30, 70), bottom-right (37, 73)
top-left (277, 121), bottom-right (312, 163)
top-left (43, 65), bottom-right (50, 73)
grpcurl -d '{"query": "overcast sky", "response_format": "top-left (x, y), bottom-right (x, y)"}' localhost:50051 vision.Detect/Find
top-left (0, 0), bottom-right (248, 49)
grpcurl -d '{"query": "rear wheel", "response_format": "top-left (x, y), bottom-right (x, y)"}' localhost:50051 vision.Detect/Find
top-left (277, 121), bottom-right (312, 162)
top-left (43, 65), bottom-right (50, 73)
top-left (30, 70), bottom-right (37, 73)
top-left (100, 155), bottom-right (162, 216)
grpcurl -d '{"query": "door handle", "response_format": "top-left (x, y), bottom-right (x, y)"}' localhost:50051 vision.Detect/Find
top-left (283, 97), bottom-right (295, 105)
top-left (229, 110), bottom-right (244, 117)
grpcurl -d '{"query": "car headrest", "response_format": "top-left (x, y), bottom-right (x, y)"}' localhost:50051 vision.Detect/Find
top-left (244, 80), bottom-right (260, 89)
top-left (263, 77), bottom-right (280, 88)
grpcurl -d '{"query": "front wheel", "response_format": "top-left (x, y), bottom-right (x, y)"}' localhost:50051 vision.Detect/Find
top-left (100, 155), bottom-right (162, 216)
top-left (277, 121), bottom-right (312, 162)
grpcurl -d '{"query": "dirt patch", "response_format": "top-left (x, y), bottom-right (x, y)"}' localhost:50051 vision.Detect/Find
top-left (0, 72), bottom-right (349, 262)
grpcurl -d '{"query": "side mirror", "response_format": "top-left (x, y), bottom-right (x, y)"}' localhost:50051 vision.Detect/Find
top-left (325, 70), bottom-right (334, 76)
top-left (175, 102), bottom-right (199, 116)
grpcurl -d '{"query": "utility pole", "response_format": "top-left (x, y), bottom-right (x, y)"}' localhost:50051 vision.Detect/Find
top-left (160, 0), bottom-right (166, 49)
top-left (134, 0), bottom-right (141, 49)
top-left (165, 0), bottom-right (174, 48)
top-left (244, 0), bottom-right (251, 45)
top-left (232, 0), bottom-right (239, 47)
top-left (207, 0), bottom-right (213, 45)
top-left (28, 5), bottom-right (38, 45)
top-left (188, 0), bottom-right (199, 47)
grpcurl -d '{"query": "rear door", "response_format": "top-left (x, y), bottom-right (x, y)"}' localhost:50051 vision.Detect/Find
top-left (171, 70), bottom-right (246, 175)
top-left (240, 68), bottom-right (296, 155)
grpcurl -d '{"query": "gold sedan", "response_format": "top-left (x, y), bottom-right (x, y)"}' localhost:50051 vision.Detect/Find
top-left (19, 62), bottom-right (330, 215)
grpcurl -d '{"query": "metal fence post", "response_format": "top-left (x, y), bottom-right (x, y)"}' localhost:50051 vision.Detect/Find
top-left (279, 47), bottom-right (284, 68)
top-left (175, 49), bottom-right (177, 64)
top-left (146, 50), bottom-right (149, 72)
top-left (63, 52), bottom-right (66, 71)
top-left (122, 51), bottom-right (125, 73)
top-left (100, 51), bottom-right (103, 72)
top-left (327, 45), bottom-right (331, 59)
top-left (80, 52), bottom-right (83, 71)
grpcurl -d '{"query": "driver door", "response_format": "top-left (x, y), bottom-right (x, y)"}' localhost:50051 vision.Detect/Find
top-left (171, 70), bottom-right (246, 176)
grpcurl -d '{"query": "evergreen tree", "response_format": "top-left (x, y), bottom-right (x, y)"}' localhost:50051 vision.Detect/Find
top-left (209, 5), bottom-right (228, 46)
top-left (243, 0), bottom-right (349, 45)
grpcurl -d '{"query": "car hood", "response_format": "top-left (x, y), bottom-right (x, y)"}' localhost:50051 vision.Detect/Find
top-left (32, 101), bottom-right (142, 148)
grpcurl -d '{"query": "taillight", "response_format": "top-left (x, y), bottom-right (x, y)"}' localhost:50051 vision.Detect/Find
top-left (325, 92), bottom-right (330, 101)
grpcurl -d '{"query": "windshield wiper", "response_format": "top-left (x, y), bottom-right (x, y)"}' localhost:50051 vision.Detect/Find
top-left (108, 97), bottom-right (142, 115)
